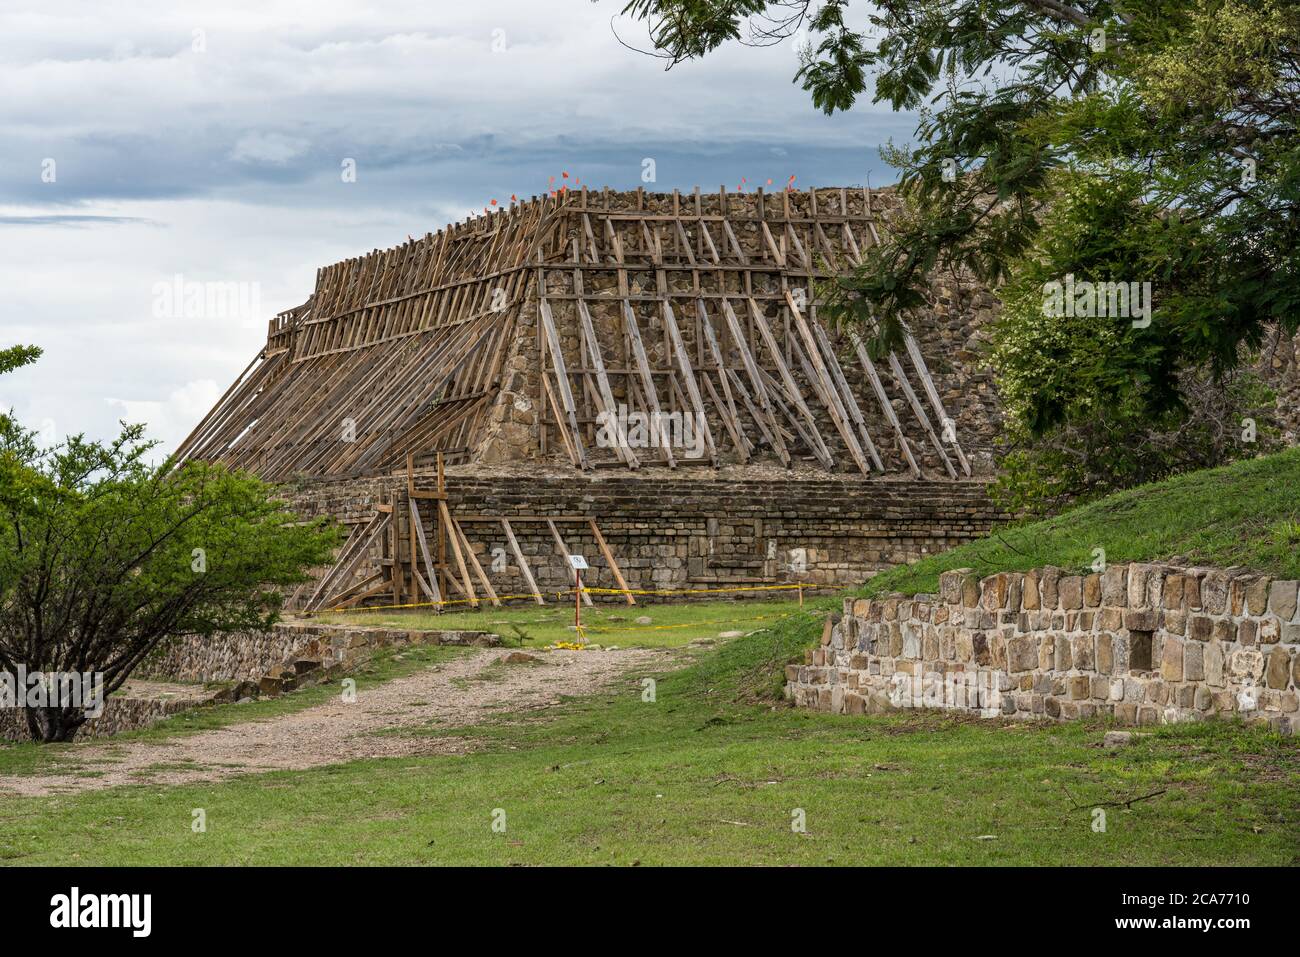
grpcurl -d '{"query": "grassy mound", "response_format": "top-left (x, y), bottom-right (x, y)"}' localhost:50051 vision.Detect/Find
top-left (861, 447), bottom-right (1300, 601)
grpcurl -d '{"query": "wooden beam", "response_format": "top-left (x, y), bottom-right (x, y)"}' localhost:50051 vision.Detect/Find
top-left (501, 519), bottom-right (544, 605)
top-left (576, 294), bottom-right (639, 468)
top-left (849, 331), bottom-right (921, 477)
top-left (547, 519), bottom-right (592, 606)
top-left (588, 519), bottom-right (635, 606)
top-left (409, 497), bottom-right (444, 607)
top-left (810, 317), bottom-right (885, 472)
top-left (438, 499), bottom-right (479, 607)
top-left (718, 297), bottom-right (789, 466)
top-left (783, 289), bottom-right (875, 475)
top-left (621, 300), bottom-right (676, 467)
top-left (747, 297), bottom-right (834, 468)
top-left (538, 294), bottom-right (590, 468)
top-left (452, 518), bottom-right (501, 606)
top-left (697, 299), bottom-right (751, 461)
top-left (903, 330), bottom-right (972, 476)
top-left (660, 301), bottom-right (719, 465)
top-left (887, 351), bottom-right (958, 478)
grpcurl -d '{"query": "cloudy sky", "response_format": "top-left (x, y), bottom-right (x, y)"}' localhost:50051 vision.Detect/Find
top-left (0, 0), bottom-right (912, 454)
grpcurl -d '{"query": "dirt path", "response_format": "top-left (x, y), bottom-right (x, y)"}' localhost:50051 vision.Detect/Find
top-left (0, 647), bottom-right (672, 797)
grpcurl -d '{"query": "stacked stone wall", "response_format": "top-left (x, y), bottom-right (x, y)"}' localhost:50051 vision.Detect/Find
top-left (280, 472), bottom-right (1007, 600)
top-left (786, 562), bottom-right (1300, 734)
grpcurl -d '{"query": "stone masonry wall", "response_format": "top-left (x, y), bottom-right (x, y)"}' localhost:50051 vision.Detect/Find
top-left (140, 620), bottom-right (497, 684)
top-left (1, 621), bottom-right (501, 741)
top-left (785, 562), bottom-right (1300, 735)
top-left (281, 472), bottom-right (1006, 601)
top-left (0, 695), bottom-right (201, 742)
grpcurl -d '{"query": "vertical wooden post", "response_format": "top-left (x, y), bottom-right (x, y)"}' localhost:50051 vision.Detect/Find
top-left (575, 568), bottom-right (583, 634)
top-left (436, 452), bottom-right (448, 603)
top-left (406, 452), bottom-right (418, 603)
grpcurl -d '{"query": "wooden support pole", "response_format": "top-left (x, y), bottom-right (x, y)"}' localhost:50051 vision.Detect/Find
top-left (588, 518), bottom-right (635, 606)
top-left (538, 294), bottom-right (590, 468)
top-left (621, 300), bottom-right (677, 467)
top-left (409, 497), bottom-right (443, 607)
top-left (547, 519), bottom-right (592, 606)
top-left (453, 519), bottom-right (501, 606)
top-left (849, 332), bottom-right (921, 477)
top-left (783, 288), bottom-right (876, 475)
top-left (660, 301), bottom-right (719, 466)
top-left (438, 499), bottom-right (479, 607)
top-left (501, 519), bottom-right (545, 605)
top-left (747, 298), bottom-right (834, 468)
top-left (903, 330), bottom-right (972, 476)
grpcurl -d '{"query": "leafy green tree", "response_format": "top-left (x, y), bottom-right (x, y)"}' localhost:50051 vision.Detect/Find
top-left (985, 170), bottom-right (1281, 511)
top-left (0, 349), bottom-right (340, 742)
top-left (617, 0), bottom-right (1299, 446)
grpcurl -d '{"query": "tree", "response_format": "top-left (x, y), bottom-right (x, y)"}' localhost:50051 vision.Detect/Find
top-left (0, 350), bottom-right (341, 741)
top-left (617, 0), bottom-right (1300, 440)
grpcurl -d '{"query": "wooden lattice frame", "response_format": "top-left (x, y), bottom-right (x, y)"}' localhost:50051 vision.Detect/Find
top-left (177, 186), bottom-right (971, 480)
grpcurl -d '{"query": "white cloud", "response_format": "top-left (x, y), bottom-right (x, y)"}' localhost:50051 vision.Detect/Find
top-left (230, 132), bottom-right (310, 165)
top-left (106, 379), bottom-right (220, 454)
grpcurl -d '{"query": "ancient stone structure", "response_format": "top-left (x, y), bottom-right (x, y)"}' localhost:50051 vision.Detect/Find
top-left (178, 186), bottom-right (1000, 480)
top-left (276, 470), bottom-right (1003, 604)
top-left (176, 186), bottom-right (1006, 605)
top-left (786, 563), bottom-right (1300, 734)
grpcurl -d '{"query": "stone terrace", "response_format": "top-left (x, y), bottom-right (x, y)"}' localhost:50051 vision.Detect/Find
top-left (786, 562), bottom-right (1300, 733)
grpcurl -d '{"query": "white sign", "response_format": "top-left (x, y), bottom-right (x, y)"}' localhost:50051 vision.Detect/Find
top-left (567, 554), bottom-right (588, 571)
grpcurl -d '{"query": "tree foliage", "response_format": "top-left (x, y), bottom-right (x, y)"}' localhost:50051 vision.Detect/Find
top-left (0, 350), bottom-right (340, 741)
top-left (618, 0), bottom-right (1300, 501)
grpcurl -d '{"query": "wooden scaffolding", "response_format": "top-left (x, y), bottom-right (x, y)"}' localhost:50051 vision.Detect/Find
top-left (177, 185), bottom-right (971, 480)
top-left (296, 452), bottom-right (635, 613)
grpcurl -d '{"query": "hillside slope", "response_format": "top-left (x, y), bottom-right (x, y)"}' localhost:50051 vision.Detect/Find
top-left (860, 447), bottom-right (1300, 600)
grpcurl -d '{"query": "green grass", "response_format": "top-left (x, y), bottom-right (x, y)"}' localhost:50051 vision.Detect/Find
top-left (3, 452), bottom-right (1298, 865)
top-left (861, 447), bottom-right (1300, 600)
top-left (1, 614), bottom-right (1294, 866)
top-left (316, 597), bottom-right (809, 649)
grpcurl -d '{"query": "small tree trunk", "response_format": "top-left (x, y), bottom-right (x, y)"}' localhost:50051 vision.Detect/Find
top-left (24, 706), bottom-right (87, 743)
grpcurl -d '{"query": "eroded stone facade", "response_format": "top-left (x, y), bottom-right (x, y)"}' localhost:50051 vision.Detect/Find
top-left (280, 471), bottom-right (1007, 599)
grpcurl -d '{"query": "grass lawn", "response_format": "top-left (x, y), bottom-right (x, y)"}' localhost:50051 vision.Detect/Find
top-left (1, 612), bottom-right (1294, 866)
top-left (316, 597), bottom-right (812, 649)
top-left (2, 451), bottom-right (1297, 865)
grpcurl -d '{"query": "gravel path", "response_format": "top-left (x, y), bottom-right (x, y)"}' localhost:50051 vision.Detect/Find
top-left (0, 647), bottom-right (672, 797)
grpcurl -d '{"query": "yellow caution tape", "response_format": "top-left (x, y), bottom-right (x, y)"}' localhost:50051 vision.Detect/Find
top-left (314, 581), bottom-right (816, 616)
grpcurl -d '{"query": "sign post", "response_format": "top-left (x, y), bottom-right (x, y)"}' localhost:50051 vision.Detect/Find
top-left (568, 554), bottom-right (589, 637)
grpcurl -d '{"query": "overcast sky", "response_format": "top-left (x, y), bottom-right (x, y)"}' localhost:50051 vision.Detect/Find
top-left (0, 0), bottom-right (911, 454)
